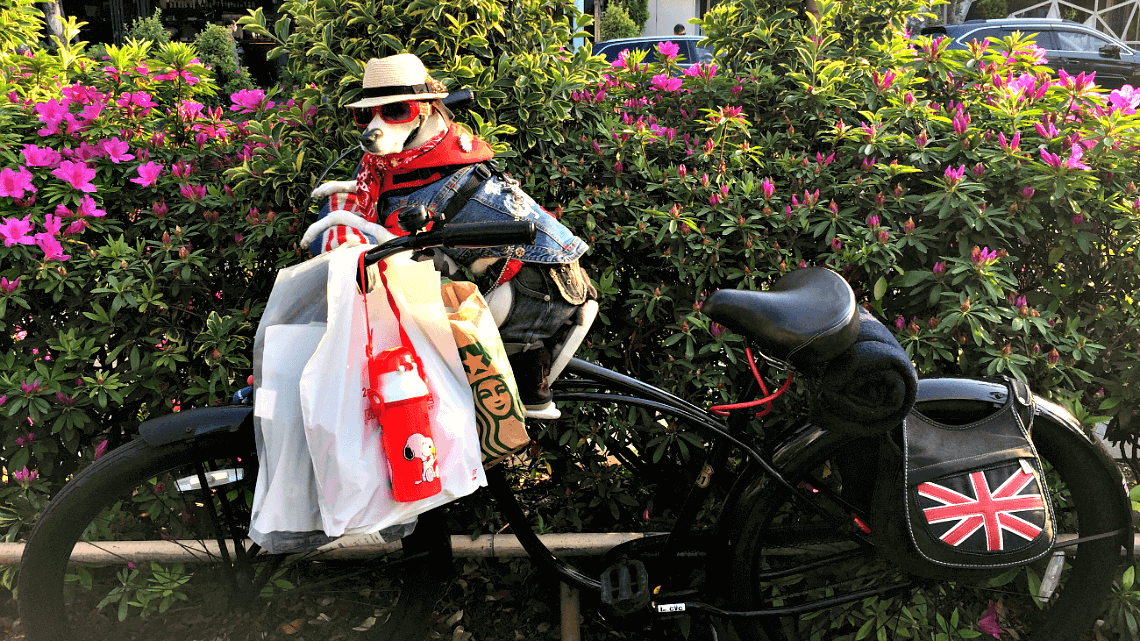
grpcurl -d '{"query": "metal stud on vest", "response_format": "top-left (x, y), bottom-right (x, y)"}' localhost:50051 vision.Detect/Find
top-left (370, 346), bottom-right (441, 501)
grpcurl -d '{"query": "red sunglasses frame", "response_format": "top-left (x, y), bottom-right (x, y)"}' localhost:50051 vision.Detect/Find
top-left (352, 101), bottom-right (430, 127)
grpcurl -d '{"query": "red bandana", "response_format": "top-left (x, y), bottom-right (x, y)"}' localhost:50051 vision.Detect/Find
top-left (354, 124), bottom-right (494, 225)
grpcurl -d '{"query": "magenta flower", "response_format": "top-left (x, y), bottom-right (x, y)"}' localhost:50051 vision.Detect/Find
top-left (0, 277), bottom-right (19, 294)
top-left (0, 215), bottom-right (35, 247)
top-left (952, 106), bottom-right (970, 136)
top-left (1021, 186), bottom-right (1035, 200)
top-left (1035, 120), bottom-right (1059, 139)
top-left (998, 131), bottom-right (1020, 154)
top-left (100, 137), bottom-right (135, 163)
top-left (21, 144), bottom-right (61, 168)
top-left (1065, 144), bottom-right (1091, 170)
top-left (943, 164), bottom-right (966, 187)
top-left (830, 237), bottom-right (842, 251)
top-left (51, 160), bottom-right (98, 193)
top-left (94, 439), bottom-right (109, 460)
top-left (130, 161), bottom-right (164, 187)
top-left (35, 232), bottom-right (70, 261)
top-left (12, 467), bottom-right (37, 487)
top-left (978, 601), bottom-right (1002, 639)
top-left (971, 245), bottom-right (999, 268)
top-left (872, 69), bottom-right (897, 92)
top-left (612, 49), bottom-right (632, 70)
top-left (867, 214), bottom-right (880, 230)
top-left (933, 261), bottom-right (946, 276)
top-left (42, 213), bottom-right (63, 236)
top-left (678, 164), bottom-right (687, 178)
top-left (75, 195), bottom-right (107, 218)
top-left (21, 380), bottom-right (41, 395)
top-left (651, 73), bottom-right (683, 92)
top-left (0, 166), bottom-right (36, 199)
top-left (656, 40), bottom-right (680, 61)
top-left (179, 183), bottom-right (207, 202)
top-left (761, 178), bottom-right (774, 201)
top-left (75, 142), bottom-right (105, 162)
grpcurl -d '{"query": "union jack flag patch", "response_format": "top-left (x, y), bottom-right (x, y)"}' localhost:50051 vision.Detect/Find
top-left (915, 461), bottom-right (1046, 553)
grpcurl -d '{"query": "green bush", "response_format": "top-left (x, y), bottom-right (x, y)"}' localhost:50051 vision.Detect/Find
top-left (600, 2), bottom-right (640, 41)
top-left (612, 0), bottom-right (648, 34)
top-left (514, 0), bottom-right (1140, 476)
top-left (0, 17), bottom-right (304, 549)
top-left (126, 8), bottom-right (171, 46)
top-left (973, 0), bottom-right (1009, 19)
top-left (192, 22), bottom-right (254, 103)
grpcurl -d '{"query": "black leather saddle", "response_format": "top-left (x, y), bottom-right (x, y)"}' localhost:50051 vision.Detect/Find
top-left (702, 268), bottom-right (860, 367)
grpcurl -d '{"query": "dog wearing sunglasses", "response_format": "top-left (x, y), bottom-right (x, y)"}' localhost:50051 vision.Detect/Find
top-left (303, 54), bottom-right (595, 412)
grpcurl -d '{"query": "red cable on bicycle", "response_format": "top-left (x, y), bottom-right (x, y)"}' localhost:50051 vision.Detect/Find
top-left (710, 347), bottom-right (794, 417)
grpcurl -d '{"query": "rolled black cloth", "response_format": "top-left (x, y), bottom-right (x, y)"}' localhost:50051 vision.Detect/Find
top-left (811, 307), bottom-right (918, 436)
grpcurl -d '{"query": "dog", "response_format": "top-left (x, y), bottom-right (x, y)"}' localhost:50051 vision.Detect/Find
top-left (302, 54), bottom-right (596, 412)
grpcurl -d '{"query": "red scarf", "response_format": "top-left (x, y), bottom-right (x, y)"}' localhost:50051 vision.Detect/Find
top-left (354, 123), bottom-right (494, 226)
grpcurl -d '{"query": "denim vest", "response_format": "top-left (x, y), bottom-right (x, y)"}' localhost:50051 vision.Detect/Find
top-left (382, 165), bottom-right (588, 265)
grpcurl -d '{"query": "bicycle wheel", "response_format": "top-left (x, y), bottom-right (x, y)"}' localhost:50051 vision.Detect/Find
top-left (18, 429), bottom-right (448, 641)
top-left (729, 410), bottom-right (1125, 641)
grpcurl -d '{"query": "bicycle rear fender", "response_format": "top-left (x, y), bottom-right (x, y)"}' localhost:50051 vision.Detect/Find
top-left (721, 377), bottom-right (1133, 562)
top-left (139, 405), bottom-right (253, 447)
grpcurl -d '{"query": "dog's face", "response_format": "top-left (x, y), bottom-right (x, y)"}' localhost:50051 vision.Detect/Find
top-left (358, 100), bottom-right (448, 156)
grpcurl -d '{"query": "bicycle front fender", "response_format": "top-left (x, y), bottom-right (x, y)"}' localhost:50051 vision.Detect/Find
top-left (139, 405), bottom-right (253, 447)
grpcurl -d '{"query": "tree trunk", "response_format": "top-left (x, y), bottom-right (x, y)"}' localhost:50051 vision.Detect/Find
top-left (41, 0), bottom-right (66, 41)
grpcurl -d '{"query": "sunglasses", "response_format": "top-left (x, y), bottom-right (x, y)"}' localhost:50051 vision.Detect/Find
top-left (351, 101), bottom-right (430, 127)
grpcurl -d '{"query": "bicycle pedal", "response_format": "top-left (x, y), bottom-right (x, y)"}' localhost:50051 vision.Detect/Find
top-left (600, 559), bottom-right (650, 616)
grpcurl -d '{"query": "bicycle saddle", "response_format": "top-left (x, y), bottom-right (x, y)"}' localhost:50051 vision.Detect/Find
top-left (702, 267), bottom-right (860, 367)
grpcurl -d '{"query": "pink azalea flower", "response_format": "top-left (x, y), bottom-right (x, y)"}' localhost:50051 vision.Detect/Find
top-left (1040, 148), bottom-right (1063, 168)
top-left (650, 73), bottom-right (683, 92)
top-left (64, 219), bottom-right (88, 235)
top-left (1035, 120), bottom-right (1059, 138)
top-left (0, 215), bottom-right (36, 246)
top-left (179, 183), bottom-right (207, 202)
top-left (1065, 143), bottom-right (1091, 170)
top-left (131, 161), bottom-right (164, 187)
top-left (100, 137), bottom-right (135, 163)
top-left (75, 142), bottom-right (106, 162)
top-left (75, 195), bottom-right (107, 218)
top-left (1109, 84), bottom-right (1140, 115)
top-left (0, 166), bottom-right (37, 199)
top-left (656, 40), bottom-right (680, 61)
top-left (34, 232), bottom-right (70, 261)
top-left (229, 88), bottom-right (271, 113)
top-left (21, 144), bottom-right (61, 168)
top-left (42, 213), bottom-right (63, 236)
top-left (978, 601), bottom-right (1002, 639)
top-left (51, 160), bottom-right (98, 193)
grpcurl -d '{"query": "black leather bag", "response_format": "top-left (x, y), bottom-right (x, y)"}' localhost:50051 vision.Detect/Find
top-left (873, 378), bottom-right (1056, 576)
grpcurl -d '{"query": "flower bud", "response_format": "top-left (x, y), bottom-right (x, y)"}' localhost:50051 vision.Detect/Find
top-left (961, 297), bottom-right (971, 312)
top-left (179, 246), bottom-right (189, 260)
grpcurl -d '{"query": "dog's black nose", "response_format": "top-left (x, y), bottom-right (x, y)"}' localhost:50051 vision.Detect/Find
top-left (360, 127), bottom-right (380, 147)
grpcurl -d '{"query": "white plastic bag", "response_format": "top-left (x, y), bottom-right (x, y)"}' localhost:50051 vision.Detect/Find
top-left (249, 253), bottom-right (333, 553)
top-left (299, 246), bottom-right (486, 538)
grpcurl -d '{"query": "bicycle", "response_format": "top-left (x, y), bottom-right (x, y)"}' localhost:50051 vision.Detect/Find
top-left (17, 221), bottom-right (1133, 641)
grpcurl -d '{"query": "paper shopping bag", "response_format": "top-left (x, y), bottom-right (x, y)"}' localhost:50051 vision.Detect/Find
top-left (299, 247), bottom-right (486, 539)
top-left (440, 281), bottom-right (530, 466)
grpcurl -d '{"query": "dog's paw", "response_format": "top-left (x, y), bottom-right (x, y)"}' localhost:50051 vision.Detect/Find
top-left (310, 180), bottom-right (357, 201)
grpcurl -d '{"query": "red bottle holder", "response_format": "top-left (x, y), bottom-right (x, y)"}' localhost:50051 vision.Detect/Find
top-left (361, 254), bottom-right (442, 502)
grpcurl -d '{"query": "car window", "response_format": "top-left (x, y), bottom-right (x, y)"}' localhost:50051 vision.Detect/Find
top-left (694, 44), bottom-right (714, 64)
top-left (1054, 28), bottom-right (1113, 52)
top-left (598, 43), bottom-right (658, 64)
top-left (959, 27), bottom-right (1009, 45)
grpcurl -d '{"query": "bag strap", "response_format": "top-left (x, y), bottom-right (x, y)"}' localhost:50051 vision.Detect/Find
top-left (358, 252), bottom-right (427, 374)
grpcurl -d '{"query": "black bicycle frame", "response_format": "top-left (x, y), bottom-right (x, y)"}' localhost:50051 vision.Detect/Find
top-left (486, 356), bottom-right (895, 619)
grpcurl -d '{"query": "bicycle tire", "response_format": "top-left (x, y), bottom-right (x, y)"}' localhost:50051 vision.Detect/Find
top-left (728, 410), bottom-right (1124, 641)
top-left (18, 430), bottom-right (444, 641)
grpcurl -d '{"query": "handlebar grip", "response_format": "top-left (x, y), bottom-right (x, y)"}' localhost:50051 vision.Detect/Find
top-left (439, 222), bottom-right (537, 249)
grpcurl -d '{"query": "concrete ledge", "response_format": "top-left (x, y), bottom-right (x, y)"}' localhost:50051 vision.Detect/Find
top-left (0, 532), bottom-right (666, 566)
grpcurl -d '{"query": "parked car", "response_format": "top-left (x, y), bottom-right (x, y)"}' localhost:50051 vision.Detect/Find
top-left (921, 18), bottom-right (1140, 89)
top-left (592, 35), bottom-right (714, 70)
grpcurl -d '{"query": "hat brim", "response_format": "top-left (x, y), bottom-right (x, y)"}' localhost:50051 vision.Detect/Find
top-left (345, 92), bottom-right (449, 108)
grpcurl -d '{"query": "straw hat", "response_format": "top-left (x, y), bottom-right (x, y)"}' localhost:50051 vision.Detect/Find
top-left (346, 54), bottom-right (449, 108)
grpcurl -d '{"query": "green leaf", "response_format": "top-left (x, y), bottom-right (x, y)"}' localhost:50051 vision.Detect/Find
top-left (873, 276), bottom-right (887, 300)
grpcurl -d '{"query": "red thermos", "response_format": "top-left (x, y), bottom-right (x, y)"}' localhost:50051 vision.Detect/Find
top-left (369, 346), bottom-right (441, 502)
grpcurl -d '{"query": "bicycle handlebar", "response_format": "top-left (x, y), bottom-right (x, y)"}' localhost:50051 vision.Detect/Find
top-left (359, 221), bottom-right (537, 267)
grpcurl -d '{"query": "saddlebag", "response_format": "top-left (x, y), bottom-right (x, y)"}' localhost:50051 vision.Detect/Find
top-left (872, 377), bottom-right (1056, 577)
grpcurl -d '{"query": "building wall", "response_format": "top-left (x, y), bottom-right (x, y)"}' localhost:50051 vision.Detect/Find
top-left (644, 0), bottom-right (702, 36)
